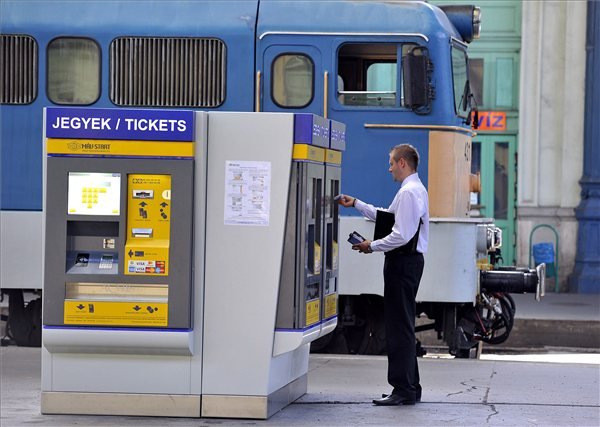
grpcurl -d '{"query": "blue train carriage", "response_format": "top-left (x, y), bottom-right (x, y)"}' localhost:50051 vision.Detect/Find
top-left (0, 0), bottom-right (542, 354)
top-left (0, 0), bottom-right (258, 346)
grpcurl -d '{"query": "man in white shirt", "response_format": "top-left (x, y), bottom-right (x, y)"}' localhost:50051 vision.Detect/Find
top-left (338, 144), bottom-right (429, 406)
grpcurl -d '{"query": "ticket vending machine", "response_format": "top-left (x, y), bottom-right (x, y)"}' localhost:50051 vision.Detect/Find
top-left (41, 109), bottom-right (341, 419)
top-left (322, 120), bottom-right (346, 329)
top-left (276, 114), bottom-right (329, 335)
top-left (41, 108), bottom-right (208, 417)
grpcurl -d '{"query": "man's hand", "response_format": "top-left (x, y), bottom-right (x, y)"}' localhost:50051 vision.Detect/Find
top-left (337, 195), bottom-right (355, 208)
top-left (352, 239), bottom-right (372, 254)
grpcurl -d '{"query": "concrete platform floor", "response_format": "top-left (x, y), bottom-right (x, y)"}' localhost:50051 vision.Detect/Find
top-left (1, 347), bottom-right (599, 427)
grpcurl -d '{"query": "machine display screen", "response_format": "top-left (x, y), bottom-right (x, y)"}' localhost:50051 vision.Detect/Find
top-left (68, 172), bottom-right (121, 215)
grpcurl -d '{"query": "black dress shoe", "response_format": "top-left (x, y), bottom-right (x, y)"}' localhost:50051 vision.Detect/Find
top-left (373, 394), bottom-right (416, 406)
top-left (382, 393), bottom-right (421, 403)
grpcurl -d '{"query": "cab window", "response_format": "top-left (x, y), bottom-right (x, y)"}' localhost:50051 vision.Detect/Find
top-left (271, 54), bottom-right (314, 108)
top-left (337, 43), bottom-right (419, 108)
top-left (451, 47), bottom-right (469, 117)
top-left (47, 37), bottom-right (100, 105)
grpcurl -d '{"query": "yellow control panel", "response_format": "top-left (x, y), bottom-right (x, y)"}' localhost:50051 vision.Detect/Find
top-left (125, 174), bottom-right (172, 276)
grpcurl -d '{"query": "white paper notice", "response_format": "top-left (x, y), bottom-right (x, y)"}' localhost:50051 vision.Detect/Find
top-left (224, 160), bottom-right (271, 226)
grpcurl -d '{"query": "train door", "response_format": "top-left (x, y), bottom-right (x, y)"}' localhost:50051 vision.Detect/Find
top-left (471, 135), bottom-right (516, 265)
top-left (259, 44), bottom-right (324, 115)
top-left (260, 42), bottom-right (328, 330)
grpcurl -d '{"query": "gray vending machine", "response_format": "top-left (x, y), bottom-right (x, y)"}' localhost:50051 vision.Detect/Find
top-left (41, 109), bottom-right (343, 419)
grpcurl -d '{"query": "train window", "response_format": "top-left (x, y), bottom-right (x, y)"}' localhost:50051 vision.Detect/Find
top-left (271, 54), bottom-right (314, 108)
top-left (338, 43), bottom-right (397, 107)
top-left (0, 35), bottom-right (38, 105)
top-left (337, 43), bottom-right (419, 108)
top-left (365, 63), bottom-right (396, 106)
top-left (451, 47), bottom-right (469, 118)
top-left (468, 58), bottom-right (484, 106)
top-left (110, 37), bottom-right (226, 107)
top-left (47, 37), bottom-right (100, 105)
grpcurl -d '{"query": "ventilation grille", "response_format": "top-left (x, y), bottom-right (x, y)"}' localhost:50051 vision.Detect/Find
top-left (0, 35), bottom-right (38, 104)
top-left (110, 37), bottom-right (226, 107)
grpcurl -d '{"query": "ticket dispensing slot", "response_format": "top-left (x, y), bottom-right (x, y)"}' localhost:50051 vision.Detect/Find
top-left (131, 228), bottom-right (153, 238)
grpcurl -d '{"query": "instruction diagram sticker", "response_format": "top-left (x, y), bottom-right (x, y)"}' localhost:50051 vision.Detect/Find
top-left (325, 293), bottom-right (337, 319)
top-left (305, 299), bottom-right (320, 327)
top-left (224, 160), bottom-right (271, 226)
top-left (64, 301), bottom-right (168, 327)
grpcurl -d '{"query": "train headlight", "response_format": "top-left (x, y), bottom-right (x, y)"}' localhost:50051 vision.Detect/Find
top-left (472, 7), bottom-right (482, 40)
top-left (439, 5), bottom-right (483, 43)
top-left (477, 224), bottom-right (502, 253)
top-left (492, 226), bottom-right (502, 250)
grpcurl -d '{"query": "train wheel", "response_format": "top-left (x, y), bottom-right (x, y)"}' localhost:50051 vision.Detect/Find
top-left (482, 310), bottom-right (511, 345)
top-left (343, 295), bottom-right (386, 355)
top-left (360, 302), bottom-right (386, 355)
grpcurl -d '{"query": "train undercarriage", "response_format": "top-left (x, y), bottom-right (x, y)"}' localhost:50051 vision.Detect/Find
top-left (312, 263), bottom-right (545, 358)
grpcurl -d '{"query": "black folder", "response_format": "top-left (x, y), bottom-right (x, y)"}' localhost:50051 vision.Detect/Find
top-left (374, 210), bottom-right (423, 254)
top-left (374, 210), bottom-right (395, 240)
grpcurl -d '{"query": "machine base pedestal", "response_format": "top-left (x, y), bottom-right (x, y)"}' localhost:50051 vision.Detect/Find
top-left (41, 391), bottom-right (201, 418)
top-left (201, 373), bottom-right (308, 419)
top-left (41, 373), bottom-right (307, 420)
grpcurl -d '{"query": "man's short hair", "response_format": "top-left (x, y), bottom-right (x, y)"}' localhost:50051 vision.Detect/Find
top-left (390, 144), bottom-right (419, 171)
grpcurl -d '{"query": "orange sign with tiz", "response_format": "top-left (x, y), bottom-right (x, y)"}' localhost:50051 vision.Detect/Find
top-left (472, 111), bottom-right (506, 131)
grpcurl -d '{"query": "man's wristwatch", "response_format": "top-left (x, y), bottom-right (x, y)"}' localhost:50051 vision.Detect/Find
top-left (352, 198), bottom-right (357, 207)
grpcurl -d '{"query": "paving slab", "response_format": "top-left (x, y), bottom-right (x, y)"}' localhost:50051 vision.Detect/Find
top-left (510, 293), bottom-right (600, 321)
top-left (1, 348), bottom-right (599, 427)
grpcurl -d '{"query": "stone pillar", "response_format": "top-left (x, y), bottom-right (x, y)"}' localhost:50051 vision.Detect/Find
top-left (569, 0), bottom-right (600, 293)
top-left (517, 1), bottom-right (586, 291)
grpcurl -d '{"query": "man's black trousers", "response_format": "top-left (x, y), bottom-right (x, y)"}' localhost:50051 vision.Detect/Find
top-left (383, 251), bottom-right (424, 399)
